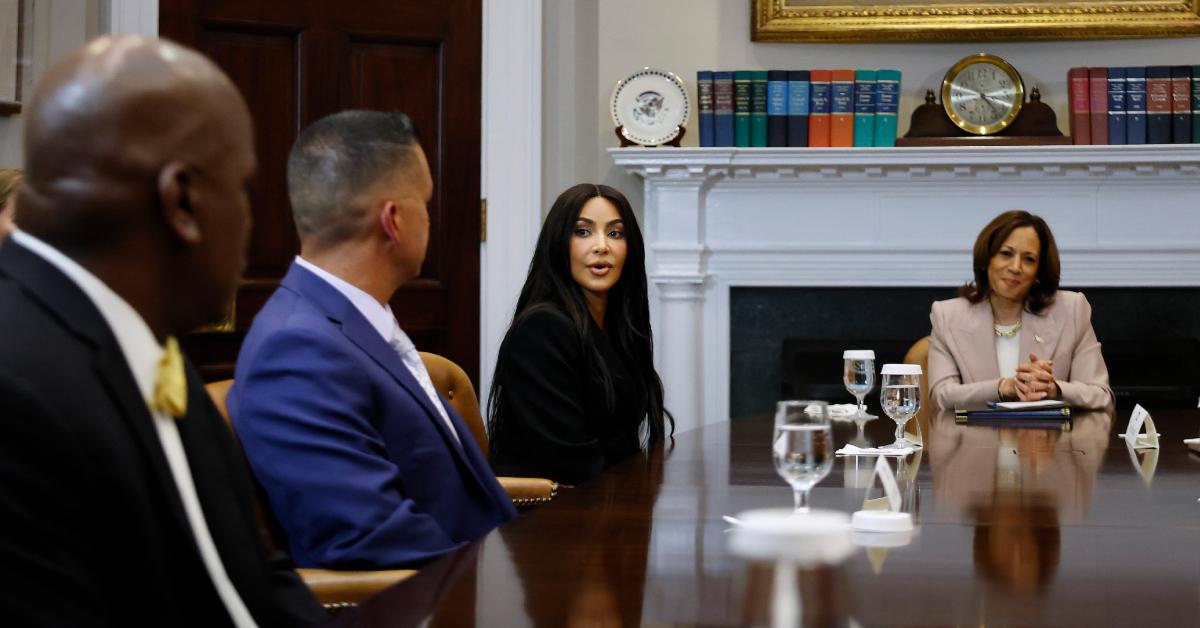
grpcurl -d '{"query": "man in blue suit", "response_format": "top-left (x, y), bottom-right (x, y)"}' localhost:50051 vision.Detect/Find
top-left (229, 111), bottom-right (516, 569)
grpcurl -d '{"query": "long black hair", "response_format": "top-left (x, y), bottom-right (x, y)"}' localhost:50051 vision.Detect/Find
top-left (487, 183), bottom-right (672, 450)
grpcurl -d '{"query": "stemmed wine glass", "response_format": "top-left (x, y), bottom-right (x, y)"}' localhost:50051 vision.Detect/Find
top-left (879, 364), bottom-right (922, 449)
top-left (843, 349), bottom-right (877, 423)
top-left (773, 400), bottom-right (834, 514)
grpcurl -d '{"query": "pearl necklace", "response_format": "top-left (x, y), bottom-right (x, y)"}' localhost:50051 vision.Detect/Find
top-left (994, 319), bottom-right (1022, 337)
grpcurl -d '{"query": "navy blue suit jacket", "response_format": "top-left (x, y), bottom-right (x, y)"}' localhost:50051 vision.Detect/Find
top-left (229, 262), bottom-right (515, 569)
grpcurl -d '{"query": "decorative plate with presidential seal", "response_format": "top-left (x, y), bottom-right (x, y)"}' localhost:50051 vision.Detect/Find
top-left (610, 68), bottom-right (689, 146)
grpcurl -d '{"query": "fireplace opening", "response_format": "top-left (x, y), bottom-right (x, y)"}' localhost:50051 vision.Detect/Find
top-left (731, 287), bottom-right (1200, 419)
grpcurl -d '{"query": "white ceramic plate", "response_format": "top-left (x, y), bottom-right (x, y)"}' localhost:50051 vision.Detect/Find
top-left (610, 68), bottom-right (689, 146)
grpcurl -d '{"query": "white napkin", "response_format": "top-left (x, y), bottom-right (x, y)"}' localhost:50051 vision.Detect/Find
top-left (806, 403), bottom-right (858, 418)
top-left (836, 444), bottom-right (915, 457)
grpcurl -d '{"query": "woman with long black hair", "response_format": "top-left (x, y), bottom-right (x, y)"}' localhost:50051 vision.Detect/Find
top-left (487, 183), bottom-right (672, 485)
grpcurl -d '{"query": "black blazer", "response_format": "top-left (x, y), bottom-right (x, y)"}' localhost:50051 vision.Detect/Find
top-left (0, 240), bottom-right (324, 627)
top-left (488, 307), bottom-right (643, 485)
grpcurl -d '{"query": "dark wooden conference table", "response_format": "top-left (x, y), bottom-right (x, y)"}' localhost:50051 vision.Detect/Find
top-left (332, 404), bottom-right (1200, 627)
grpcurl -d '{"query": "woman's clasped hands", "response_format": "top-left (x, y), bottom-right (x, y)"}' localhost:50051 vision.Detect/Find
top-left (1000, 352), bottom-right (1059, 401)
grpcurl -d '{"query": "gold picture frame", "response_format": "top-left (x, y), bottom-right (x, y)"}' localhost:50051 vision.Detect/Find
top-left (751, 0), bottom-right (1200, 42)
top-left (0, 0), bottom-right (28, 116)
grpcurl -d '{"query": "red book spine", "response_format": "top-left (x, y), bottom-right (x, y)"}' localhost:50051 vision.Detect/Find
top-left (1147, 74), bottom-right (1172, 115)
top-left (1068, 67), bottom-right (1091, 144)
top-left (1088, 67), bottom-right (1108, 145)
top-left (1171, 72), bottom-right (1191, 114)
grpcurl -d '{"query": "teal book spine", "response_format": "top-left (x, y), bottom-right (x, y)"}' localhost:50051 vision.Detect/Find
top-left (852, 69), bottom-right (876, 147)
top-left (734, 71), bottom-right (752, 147)
top-left (1193, 65), bottom-right (1200, 143)
top-left (874, 69), bottom-right (901, 147)
top-left (750, 70), bottom-right (769, 147)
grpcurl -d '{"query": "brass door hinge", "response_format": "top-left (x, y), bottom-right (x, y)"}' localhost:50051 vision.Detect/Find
top-left (480, 198), bottom-right (487, 243)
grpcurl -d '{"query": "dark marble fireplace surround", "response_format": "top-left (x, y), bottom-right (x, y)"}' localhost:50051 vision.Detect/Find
top-left (730, 287), bottom-right (1200, 419)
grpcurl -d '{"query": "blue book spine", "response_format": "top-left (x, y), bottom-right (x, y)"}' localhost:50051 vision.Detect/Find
top-left (853, 69), bottom-right (877, 147)
top-left (786, 71), bottom-right (810, 147)
top-left (713, 71), bottom-right (734, 147)
top-left (697, 71), bottom-right (714, 147)
top-left (1107, 67), bottom-right (1127, 145)
top-left (767, 70), bottom-right (789, 147)
top-left (1125, 67), bottom-right (1147, 145)
top-left (874, 69), bottom-right (900, 147)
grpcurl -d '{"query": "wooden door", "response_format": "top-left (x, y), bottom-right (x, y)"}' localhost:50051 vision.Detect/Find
top-left (161, 0), bottom-right (482, 383)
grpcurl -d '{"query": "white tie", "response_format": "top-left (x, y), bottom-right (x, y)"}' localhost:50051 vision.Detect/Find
top-left (388, 323), bottom-right (462, 446)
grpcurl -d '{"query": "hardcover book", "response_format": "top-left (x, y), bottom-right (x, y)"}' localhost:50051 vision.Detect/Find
top-left (1193, 65), bottom-right (1200, 143)
top-left (1171, 66), bottom-right (1192, 144)
top-left (1088, 67), bottom-right (1108, 145)
top-left (1068, 67), bottom-right (1090, 144)
top-left (767, 70), bottom-right (789, 147)
top-left (1107, 67), bottom-right (1127, 145)
top-left (697, 71), bottom-right (714, 147)
top-left (874, 69), bottom-right (901, 147)
top-left (1125, 67), bottom-right (1147, 145)
top-left (1146, 66), bottom-right (1172, 144)
top-left (714, 71), bottom-right (735, 147)
top-left (750, 70), bottom-right (769, 147)
top-left (786, 70), bottom-right (810, 147)
top-left (808, 69), bottom-right (832, 147)
top-left (853, 69), bottom-right (877, 147)
top-left (830, 69), bottom-right (855, 147)
top-left (733, 70), bottom-right (752, 147)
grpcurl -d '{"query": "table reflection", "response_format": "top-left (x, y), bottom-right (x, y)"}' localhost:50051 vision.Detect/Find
top-left (927, 408), bottom-right (1112, 593)
top-left (500, 451), bottom-right (661, 628)
top-left (332, 406), bottom-right (1200, 627)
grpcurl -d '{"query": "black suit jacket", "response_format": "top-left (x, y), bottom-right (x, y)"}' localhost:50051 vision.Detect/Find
top-left (488, 307), bottom-right (644, 485)
top-left (0, 239), bottom-right (324, 627)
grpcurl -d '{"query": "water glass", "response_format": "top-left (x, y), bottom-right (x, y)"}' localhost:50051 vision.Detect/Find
top-left (773, 400), bottom-right (834, 514)
top-left (879, 364), bottom-right (921, 449)
top-left (842, 349), bottom-right (876, 420)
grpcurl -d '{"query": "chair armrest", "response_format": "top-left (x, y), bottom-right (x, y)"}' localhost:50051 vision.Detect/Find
top-left (498, 476), bottom-right (560, 506)
top-left (296, 568), bottom-right (416, 609)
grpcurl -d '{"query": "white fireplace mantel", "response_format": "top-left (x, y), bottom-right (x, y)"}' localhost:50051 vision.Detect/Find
top-left (611, 145), bottom-right (1200, 431)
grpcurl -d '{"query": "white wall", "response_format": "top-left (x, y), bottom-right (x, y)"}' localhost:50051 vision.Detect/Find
top-left (0, 0), bottom-right (105, 168)
top-left (543, 0), bottom-right (1200, 210)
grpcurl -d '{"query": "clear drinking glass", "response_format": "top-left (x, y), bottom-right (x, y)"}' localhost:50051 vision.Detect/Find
top-left (842, 349), bottom-right (877, 420)
top-left (879, 364), bottom-right (922, 449)
top-left (773, 400), bottom-right (834, 514)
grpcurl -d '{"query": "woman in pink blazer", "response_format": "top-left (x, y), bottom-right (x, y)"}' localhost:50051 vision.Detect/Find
top-left (928, 211), bottom-right (1113, 411)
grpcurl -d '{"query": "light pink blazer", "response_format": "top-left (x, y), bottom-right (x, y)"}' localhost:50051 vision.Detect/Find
top-left (928, 291), bottom-right (1114, 410)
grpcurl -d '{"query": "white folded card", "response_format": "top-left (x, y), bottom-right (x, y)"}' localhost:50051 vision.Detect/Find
top-left (1120, 404), bottom-right (1159, 449)
top-left (806, 403), bottom-right (858, 418)
top-left (836, 444), bottom-right (915, 457)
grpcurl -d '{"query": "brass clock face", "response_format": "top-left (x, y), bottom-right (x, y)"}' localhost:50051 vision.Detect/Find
top-left (941, 54), bottom-right (1025, 135)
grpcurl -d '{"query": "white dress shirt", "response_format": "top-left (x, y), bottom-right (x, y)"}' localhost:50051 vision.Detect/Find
top-left (12, 230), bottom-right (259, 628)
top-left (994, 323), bottom-right (1021, 379)
top-left (294, 256), bottom-right (460, 444)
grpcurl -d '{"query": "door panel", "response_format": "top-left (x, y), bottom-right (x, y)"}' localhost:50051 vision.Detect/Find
top-left (162, 0), bottom-right (481, 383)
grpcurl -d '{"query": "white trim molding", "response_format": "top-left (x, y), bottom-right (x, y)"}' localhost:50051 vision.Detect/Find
top-left (612, 145), bottom-right (1200, 431)
top-left (480, 0), bottom-right (542, 415)
top-left (106, 0), bottom-right (158, 36)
